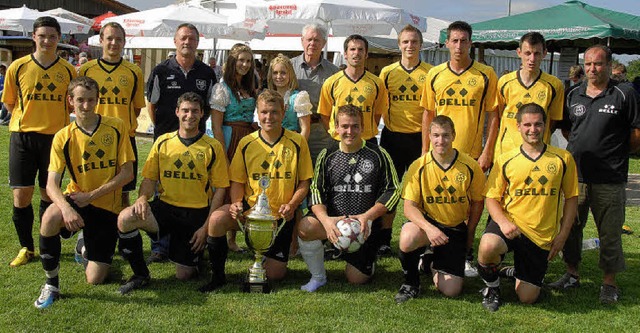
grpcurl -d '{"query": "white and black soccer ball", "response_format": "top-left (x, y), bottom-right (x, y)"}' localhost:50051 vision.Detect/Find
top-left (333, 218), bottom-right (365, 253)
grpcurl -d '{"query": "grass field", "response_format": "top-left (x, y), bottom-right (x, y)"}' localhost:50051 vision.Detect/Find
top-left (1, 125), bottom-right (640, 332)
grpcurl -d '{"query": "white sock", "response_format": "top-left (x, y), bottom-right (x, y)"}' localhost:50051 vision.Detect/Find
top-left (298, 237), bottom-right (326, 292)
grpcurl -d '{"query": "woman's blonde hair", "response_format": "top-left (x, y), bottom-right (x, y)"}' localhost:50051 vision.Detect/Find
top-left (267, 54), bottom-right (299, 92)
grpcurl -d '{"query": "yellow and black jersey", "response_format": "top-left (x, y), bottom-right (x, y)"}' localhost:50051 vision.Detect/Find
top-left (495, 70), bottom-right (564, 158)
top-left (80, 58), bottom-right (146, 137)
top-left (420, 61), bottom-right (498, 158)
top-left (484, 144), bottom-right (579, 250)
top-left (379, 61), bottom-right (433, 133)
top-left (49, 115), bottom-right (134, 214)
top-left (142, 131), bottom-right (230, 209)
top-left (318, 70), bottom-right (388, 140)
top-left (2, 55), bottom-right (76, 134)
top-left (403, 149), bottom-right (485, 227)
top-left (230, 129), bottom-right (313, 213)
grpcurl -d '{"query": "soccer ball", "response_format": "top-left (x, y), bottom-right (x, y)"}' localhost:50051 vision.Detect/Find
top-left (333, 218), bottom-right (365, 253)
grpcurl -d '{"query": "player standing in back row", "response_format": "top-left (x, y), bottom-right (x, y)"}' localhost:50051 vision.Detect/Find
top-left (2, 16), bottom-right (76, 267)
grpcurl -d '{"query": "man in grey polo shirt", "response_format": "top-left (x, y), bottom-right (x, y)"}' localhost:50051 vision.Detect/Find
top-left (291, 24), bottom-right (339, 163)
top-left (551, 45), bottom-right (640, 304)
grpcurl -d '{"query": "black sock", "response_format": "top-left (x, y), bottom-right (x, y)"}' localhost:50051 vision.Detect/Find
top-left (207, 236), bottom-right (228, 282)
top-left (40, 234), bottom-right (61, 288)
top-left (13, 205), bottom-right (34, 251)
top-left (399, 246), bottom-right (426, 287)
top-left (119, 230), bottom-right (150, 278)
top-left (478, 263), bottom-right (500, 287)
top-left (39, 200), bottom-right (51, 223)
top-left (380, 228), bottom-right (392, 247)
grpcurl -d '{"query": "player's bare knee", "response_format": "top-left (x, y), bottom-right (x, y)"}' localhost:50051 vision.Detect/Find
top-left (478, 235), bottom-right (504, 262)
top-left (175, 267), bottom-right (196, 281)
top-left (517, 289), bottom-right (539, 304)
top-left (399, 223), bottom-right (422, 252)
top-left (346, 272), bottom-right (370, 285)
top-left (85, 266), bottom-right (108, 285)
top-left (438, 283), bottom-right (463, 297)
top-left (297, 218), bottom-right (319, 241)
top-left (13, 187), bottom-right (35, 207)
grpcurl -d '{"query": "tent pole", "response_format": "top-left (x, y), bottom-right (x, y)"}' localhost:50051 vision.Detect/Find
top-left (549, 51), bottom-right (554, 74)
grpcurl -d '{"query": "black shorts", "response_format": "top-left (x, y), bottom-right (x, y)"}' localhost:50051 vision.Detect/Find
top-left (379, 127), bottom-right (421, 180)
top-left (415, 216), bottom-right (467, 278)
top-left (342, 218), bottom-right (382, 276)
top-left (9, 132), bottom-right (54, 188)
top-left (122, 136), bottom-right (138, 192)
top-left (151, 199), bottom-right (209, 267)
top-left (63, 197), bottom-right (118, 264)
top-left (484, 218), bottom-right (549, 287)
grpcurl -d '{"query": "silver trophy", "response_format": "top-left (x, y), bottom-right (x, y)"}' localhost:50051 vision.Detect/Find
top-left (237, 176), bottom-right (282, 293)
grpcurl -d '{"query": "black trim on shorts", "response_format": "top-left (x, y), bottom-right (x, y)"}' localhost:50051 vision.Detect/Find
top-left (123, 136), bottom-right (138, 192)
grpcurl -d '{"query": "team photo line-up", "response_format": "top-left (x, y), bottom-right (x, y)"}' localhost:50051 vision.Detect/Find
top-left (2, 16), bottom-right (638, 312)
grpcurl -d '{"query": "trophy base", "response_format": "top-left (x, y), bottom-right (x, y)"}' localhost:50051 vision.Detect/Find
top-left (241, 280), bottom-right (272, 293)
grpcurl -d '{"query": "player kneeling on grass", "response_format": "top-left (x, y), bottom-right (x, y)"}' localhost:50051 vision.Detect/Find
top-left (199, 89), bottom-right (313, 292)
top-left (394, 115), bottom-right (485, 303)
top-left (116, 92), bottom-right (229, 294)
top-left (477, 103), bottom-right (578, 312)
top-left (297, 104), bottom-right (400, 292)
top-left (35, 77), bottom-right (134, 309)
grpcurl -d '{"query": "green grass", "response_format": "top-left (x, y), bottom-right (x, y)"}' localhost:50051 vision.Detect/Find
top-left (1, 125), bottom-right (640, 332)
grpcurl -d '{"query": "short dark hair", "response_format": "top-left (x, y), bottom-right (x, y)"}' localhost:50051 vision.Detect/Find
top-left (335, 104), bottom-right (363, 126)
top-left (33, 16), bottom-right (61, 35)
top-left (585, 44), bottom-right (612, 63)
top-left (68, 76), bottom-right (99, 98)
top-left (516, 103), bottom-right (546, 124)
top-left (398, 24), bottom-right (423, 46)
top-left (430, 115), bottom-right (455, 135)
top-left (100, 22), bottom-right (126, 39)
top-left (344, 34), bottom-right (368, 53)
top-left (446, 21), bottom-right (472, 40)
top-left (257, 89), bottom-right (285, 113)
top-left (519, 32), bottom-right (546, 51)
top-left (176, 23), bottom-right (200, 41)
top-left (177, 92), bottom-right (204, 111)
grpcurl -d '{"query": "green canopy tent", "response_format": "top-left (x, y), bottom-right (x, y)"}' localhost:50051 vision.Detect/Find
top-left (438, 1), bottom-right (640, 54)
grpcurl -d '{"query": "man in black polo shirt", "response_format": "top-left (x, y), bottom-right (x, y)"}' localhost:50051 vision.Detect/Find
top-left (551, 45), bottom-right (640, 304)
top-left (147, 23), bottom-right (217, 140)
top-left (145, 23), bottom-right (217, 262)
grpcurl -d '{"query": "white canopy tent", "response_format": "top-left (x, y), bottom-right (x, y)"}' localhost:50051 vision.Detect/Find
top-left (0, 5), bottom-right (91, 35)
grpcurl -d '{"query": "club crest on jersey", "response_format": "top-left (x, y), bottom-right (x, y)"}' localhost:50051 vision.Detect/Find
top-left (359, 159), bottom-right (373, 173)
top-left (55, 72), bottom-right (65, 83)
top-left (537, 91), bottom-right (547, 101)
top-left (282, 147), bottom-right (293, 161)
top-left (196, 151), bottom-right (205, 161)
top-left (546, 162), bottom-right (558, 175)
top-left (418, 74), bottom-right (427, 83)
top-left (101, 134), bottom-right (114, 146)
top-left (455, 172), bottom-right (467, 184)
top-left (196, 79), bottom-right (207, 91)
top-left (467, 78), bottom-right (477, 87)
top-left (364, 85), bottom-right (373, 94)
top-left (572, 104), bottom-right (586, 117)
top-left (119, 75), bottom-right (129, 87)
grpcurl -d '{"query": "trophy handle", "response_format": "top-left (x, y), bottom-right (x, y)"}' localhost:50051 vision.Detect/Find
top-left (236, 218), bottom-right (245, 233)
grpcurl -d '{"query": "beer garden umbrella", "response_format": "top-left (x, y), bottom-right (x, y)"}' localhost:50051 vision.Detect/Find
top-left (102, 3), bottom-right (262, 40)
top-left (0, 5), bottom-right (91, 35)
top-left (232, 0), bottom-right (427, 37)
top-left (44, 7), bottom-right (94, 27)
